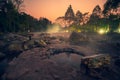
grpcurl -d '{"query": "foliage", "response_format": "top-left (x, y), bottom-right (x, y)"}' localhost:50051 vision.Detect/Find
top-left (103, 0), bottom-right (120, 14)
top-left (0, 0), bottom-right (51, 33)
top-left (65, 5), bottom-right (75, 18)
top-left (0, 0), bottom-right (119, 33)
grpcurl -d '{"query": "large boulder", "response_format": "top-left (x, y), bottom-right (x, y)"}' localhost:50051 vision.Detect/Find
top-left (69, 32), bottom-right (89, 45)
top-left (80, 54), bottom-right (111, 78)
top-left (81, 54), bottom-right (111, 69)
top-left (0, 33), bottom-right (29, 52)
top-left (23, 39), bottom-right (47, 50)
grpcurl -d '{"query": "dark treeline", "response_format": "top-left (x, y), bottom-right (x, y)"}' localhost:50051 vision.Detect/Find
top-left (0, 0), bottom-right (51, 33)
top-left (61, 0), bottom-right (120, 33)
top-left (86, 4), bottom-right (120, 33)
top-left (0, 0), bottom-right (119, 33)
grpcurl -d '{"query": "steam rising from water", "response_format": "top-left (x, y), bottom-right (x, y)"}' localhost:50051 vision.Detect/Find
top-left (46, 24), bottom-right (61, 33)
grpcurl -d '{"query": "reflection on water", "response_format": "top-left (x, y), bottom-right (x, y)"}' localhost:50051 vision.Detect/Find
top-left (50, 53), bottom-right (82, 69)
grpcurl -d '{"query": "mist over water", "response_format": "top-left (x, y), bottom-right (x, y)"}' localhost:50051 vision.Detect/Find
top-left (46, 25), bottom-right (61, 33)
top-left (50, 53), bottom-right (82, 69)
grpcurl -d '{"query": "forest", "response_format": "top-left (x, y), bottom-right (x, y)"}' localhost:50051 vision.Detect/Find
top-left (0, 0), bottom-right (120, 33)
top-left (0, 0), bottom-right (51, 33)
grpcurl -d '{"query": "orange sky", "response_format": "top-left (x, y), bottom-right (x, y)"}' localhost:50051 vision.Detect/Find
top-left (24, 0), bottom-right (107, 22)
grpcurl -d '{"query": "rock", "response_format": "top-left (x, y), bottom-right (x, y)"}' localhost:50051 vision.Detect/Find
top-left (80, 54), bottom-right (111, 79)
top-left (39, 33), bottom-right (52, 44)
top-left (34, 39), bottom-right (47, 47)
top-left (81, 54), bottom-right (111, 69)
top-left (69, 32), bottom-right (89, 45)
top-left (0, 33), bottom-right (28, 52)
top-left (4, 49), bottom-right (77, 80)
top-left (0, 52), bottom-right (6, 61)
top-left (23, 39), bottom-right (46, 50)
top-left (23, 40), bottom-right (35, 50)
top-left (7, 41), bottom-right (23, 53)
top-left (2, 33), bottom-right (28, 42)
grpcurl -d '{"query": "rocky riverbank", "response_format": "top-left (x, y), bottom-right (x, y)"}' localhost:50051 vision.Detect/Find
top-left (0, 32), bottom-right (120, 80)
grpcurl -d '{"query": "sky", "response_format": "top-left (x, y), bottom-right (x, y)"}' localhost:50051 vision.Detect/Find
top-left (24, 0), bottom-right (107, 22)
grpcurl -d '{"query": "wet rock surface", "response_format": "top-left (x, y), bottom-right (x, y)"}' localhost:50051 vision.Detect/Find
top-left (0, 32), bottom-right (120, 80)
top-left (4, 49), bottom-right (77, 80)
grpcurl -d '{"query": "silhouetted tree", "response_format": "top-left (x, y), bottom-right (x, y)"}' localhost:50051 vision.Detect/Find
top-left (75, 10), bottom-right (82, 25)
top-left (108, 14), bottom-right (120, 32)
top-left (91, 5), bottom-right (102, 18)
top-left (0, 0), bottom-right (18, 32)
top-left (65, 5), bottom-right (75, 18)
top-left (12, 0), bottom-right (24, 12)
top-left (102, 0), bottom-right (120, 32)
top-left (86, 5), bottom-right (110, 32)
top-left (103, 0), bottom-right (120, 14)
top-left (0, 0), bottom-right (52, 33)
top-left (38, 17), bottom-right (51, 31)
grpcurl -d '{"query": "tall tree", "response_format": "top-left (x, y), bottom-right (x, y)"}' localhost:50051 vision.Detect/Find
top-left (88, 5), bottom-right (106, 32)
top-left (0, 0), bottom-right (24, 32)
top-left (38, 17), bottom-right (51, 31)
top-left (103, 0), bottom-right (120, 14)
top-left (12, 0), bottom-right (24, 12)
top-left (76, 10), bottom-right (82, 25)
top-left (65, 5), bottom-right (75, 18)
top-left (76, 10), bottom-right (82, 18)
top-left (91, 5), bottom-right (102, 19)
top-left (103, 0), bottom-right (120, 32)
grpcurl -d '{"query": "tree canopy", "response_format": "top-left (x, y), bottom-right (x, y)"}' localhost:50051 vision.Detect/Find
top-left (103, 0), bottom-right (120, 14)
top-left (0, 0), bottom-right (51, 33)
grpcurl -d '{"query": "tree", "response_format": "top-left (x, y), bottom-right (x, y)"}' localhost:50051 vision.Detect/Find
top-left (76, 10), bottom-right (82, 18)
top-left (87, 5), bottom-right (108, 32)
top-left (76, 10), bottom-right (82, 25)
top-left (0, 0), bottom-right (18, 32)
top-left (102, 0), bottom-right (120, 32)
top-left (0, 0), bottom-right (52, 33)
top-left (81, 12), bottom-right (90, 25)
top-left (108, 14), bottom-right (120, 32)
top-left (65, 5), bottom-right (75, 18)
top-left (12, 0), bottom-right (24, 12)
top-left (91, 5), bottom-right (102, 19)
top-left (38, 17), bottom-right (51, 31)
top-left (103, 0), bottom-right (120, 14)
